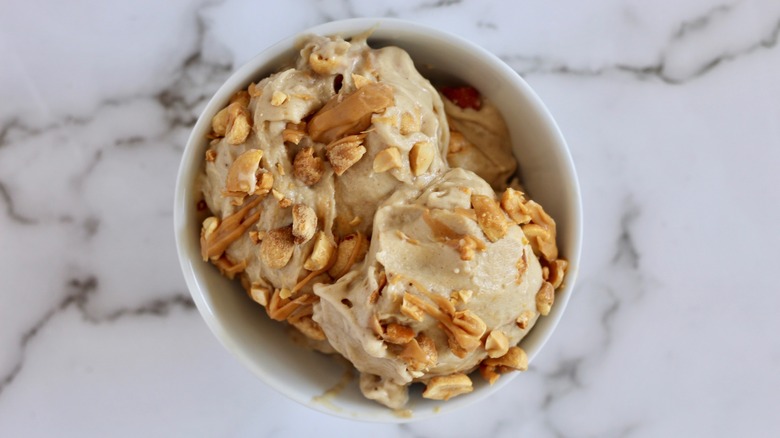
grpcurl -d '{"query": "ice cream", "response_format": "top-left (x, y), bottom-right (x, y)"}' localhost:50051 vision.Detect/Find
top-left (197, 32), bottom-right (568, 409)
top-left (314, 168), bottom-right (544, 407)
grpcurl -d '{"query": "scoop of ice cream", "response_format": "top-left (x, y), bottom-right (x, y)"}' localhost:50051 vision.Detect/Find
top-left (312, 168), bottom-right (543, 408)
top-left (197, 33), bottom-right (454, 345)
top-left (443, 96), bottom-right (517, 191)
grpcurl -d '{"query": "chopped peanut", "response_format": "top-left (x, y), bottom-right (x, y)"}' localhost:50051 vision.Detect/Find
top-left (326, 134), bottom-right (366, 175)
top-left (372, 147), bottom-right (402, 173)
top-left (328, 232), bottom-right (368, 278)
top-left (422, 374), bottom-right (473, 401)
top-left (225, 149), bottom-right (263, 195)
top-left (471, 194), bottom-right (509, 242)
top-left (303, 231), bottom-right (336, 271)
top-left (293, 147), bottom-right (324, 186)
top-left (271, 90), bottom-right (288, 106)
top-left (399, 334), bottom-right (438, 371)
top-left (485, 330), bottom-right (509, 358)
top-left (384, 323), bottom-right (415, 344)
top-left (409, 141), bottom-right (434, 176)
top-left (292, 204), bottom-right (317, 245)
top-left (535, 281), bottom-right (555, 316)
top-left (260, 226), bottom-right (296, 269)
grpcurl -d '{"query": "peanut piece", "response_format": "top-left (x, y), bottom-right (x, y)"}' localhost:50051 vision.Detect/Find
top-left (249, 284), bottom-right (271, 307)
top-left (328, 232), bottom-right (368, 278)
top-left (472, 194), bottom-right (509, 242)
top-left (225, 149), bottom-right (264, 195)
top-left (485, 330), bottom-right (509, 358)
top-left (548, 259), bottom-right (568, 289)
top-left (303, 231), bottom-right (336, 271)
top-left (293, 147), bottom-right (324, 186)
top-left (326, 134), bottom-right (366, 176)
top-left (501, 188), bottom-right (531, 224)
top-left (282, 122), bottom-right (307, 145)
top-left (372, 147), bottom-right (402, 173)
top-left (422, 373), bottom-right (473, 401)
top-left (384, 323), bottom-right (415, 345)
top-left (260, 226), bottom-right (295, 269)
top-left (292, 204), bottom-right (317, 245)
top-left (535, 281), bottom-right (555, 316)
top-left (409, 141), bottom-right (434, 176)
top-left (225, 102), bottom-right (252, 145)
top-left (399, 334), bottom-right (438, 371)
top-left (271, 90), bottom-right (287, 106)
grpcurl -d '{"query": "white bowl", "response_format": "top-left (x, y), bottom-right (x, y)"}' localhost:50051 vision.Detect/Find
top-left (174, 18), bottom-right (582, 422)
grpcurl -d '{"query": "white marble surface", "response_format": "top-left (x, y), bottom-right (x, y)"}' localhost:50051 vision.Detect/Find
top-left (1, 0), bottom-right (779, 436)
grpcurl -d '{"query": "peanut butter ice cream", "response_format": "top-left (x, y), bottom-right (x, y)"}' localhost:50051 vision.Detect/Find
top-left (197, 32), bottom-right (568, 409)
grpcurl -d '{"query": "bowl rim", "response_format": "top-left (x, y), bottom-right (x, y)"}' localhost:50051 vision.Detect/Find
top-left (174, 17), bottom-right (583, 423)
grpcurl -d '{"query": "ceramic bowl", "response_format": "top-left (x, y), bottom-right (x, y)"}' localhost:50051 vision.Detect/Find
top-left (174, 17), bottom-right (582, 422)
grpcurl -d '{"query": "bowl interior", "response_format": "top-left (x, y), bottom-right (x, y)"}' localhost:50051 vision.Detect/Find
top-left (174, 18), bottom-right (582, 422)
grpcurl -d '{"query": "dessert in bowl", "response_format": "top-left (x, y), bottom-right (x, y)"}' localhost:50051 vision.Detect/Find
top-left (174, 18), bottom-right (582, 421)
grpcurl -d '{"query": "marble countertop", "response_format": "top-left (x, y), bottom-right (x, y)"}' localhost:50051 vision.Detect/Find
top-left (2, 0), bottom-right (779, 436)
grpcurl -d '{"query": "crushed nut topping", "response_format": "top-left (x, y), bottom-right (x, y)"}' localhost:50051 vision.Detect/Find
top-left (521, 200), bottom-right (558, 261)
top-left (247, 82), bottom-right (261, 97)
top-left (225, 149), bottom-right (264, 196)
top-left (515, 250), bottom-right (528, 284)
top-left (368, 270), bottom-right (387, 305)
top-left (548, 259), bottom-right (568, 289)
top-left (384, 323), bottom-right (415, 344)
top-left (479, 346), bottom-right (529, 385)
top-left (535, 281), bottom-right (555, 316)
top-left (422, 373), bottom-right (473, 400)
top-left (471, 194), bottom-right (509, 242)
top-left (308, 82), bottom-right (394, 144)
top-left (325, 134), bottom-right (367, 176)
top-left (200, 196), bottom-right (263, 261)
top-left (447, 130), bottom-right (470, 155)
top-left (450, 289), bottom-right (473, 306)
top-left (516, 310), bottom-right (534, 330)
top-left (351, 73), bottom-right (372, 89)
top-left (271, 90), bottom-right (288, 106)
top-left (309, 52), bottom-right (341, 75)
top-left (400, 108), bottom-right (421, 135)
top-left (211, 107), bottom-right (229, 137)
top-left (404, 280), bottom-right (486, 358)
top-left (230, 90), bottom-right (250, 108)
top-left (422, 210), bottom-right (486, 260)
top-left (293, 147), bottom-right (324, 186)
top-left (372, 147), bottom-right (403, 173)
top-left (448, 234), bottom-right (486, 261)
top-left (303, 231), bottom-right (336, 271)
top-left (485, 330), bottom-right (509, 358)
top-left (328, 232), bottom-right (368, 279)
top-left (399, 333), bottom-right (438, 371)
top-left (201, 216), bottom-right (219, 241)
top-left (500, 188), bottom-right (531, 224)
top-left (409, 141), bottom-right (434, 176)
top-left (282, 122), bottom-right (307, 145)
top-left (260, 225), bottom-right (296, 269)
top-left (225, 102), bottom-right (253, 145)
top-left (292, 204), bottom-right (317, 245)
top-left (255, 172), bottom-right (274, 194)
top-left (248, 283), bottom-right (271, 307)
top-left (400, 292), bottom-right (425, 322)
